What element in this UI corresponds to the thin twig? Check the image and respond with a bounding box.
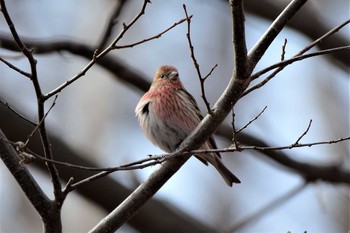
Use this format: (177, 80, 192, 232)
(232, 106, 267, 150)
(231, 109, 240, 149)
(236, 106, 267, 134)
(281, 38, 287, 61)
(0, 56, 31, 78)
(201, 136, 350, 154)
(243, 45, 350, 96)
(18, 134, 350, 172)
(24, 95, 58, 147)
(113, 16, 191, 49)
(21, 146, 164, 172)
(298, 19, 350, 55)
(251, 46, 350, 82)
(0, 99, 36, 125)
(203, 64, 218, 81)
(292, 119, 312, 146)
(183, 4, 212, 114)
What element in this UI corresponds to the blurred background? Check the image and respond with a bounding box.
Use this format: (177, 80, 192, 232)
(0, 0, 349, 232)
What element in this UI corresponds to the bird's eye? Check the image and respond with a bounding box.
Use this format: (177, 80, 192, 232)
(159, 74, 165, 79)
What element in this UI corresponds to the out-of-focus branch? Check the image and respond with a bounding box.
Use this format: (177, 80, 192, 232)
(227, 182, 308, 232)
(97, 0, 128, 50)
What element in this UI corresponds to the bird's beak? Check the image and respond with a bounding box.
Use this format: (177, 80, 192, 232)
(168, 71, 178, 80)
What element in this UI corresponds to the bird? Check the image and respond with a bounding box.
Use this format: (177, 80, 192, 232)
(135, 65, 240, 186)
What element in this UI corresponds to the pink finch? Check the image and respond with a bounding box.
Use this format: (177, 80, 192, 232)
(135, 65, 240, 186)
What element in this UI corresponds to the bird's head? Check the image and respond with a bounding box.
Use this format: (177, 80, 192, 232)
(150, 65, 184, 90)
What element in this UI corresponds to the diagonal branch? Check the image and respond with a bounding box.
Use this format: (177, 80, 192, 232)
(248, 0, 307, 70)
(0, 56, 31, 78)
(0, 35, 151, 93)
(44, 0, 151, 100)
(243, 45, 350, 96)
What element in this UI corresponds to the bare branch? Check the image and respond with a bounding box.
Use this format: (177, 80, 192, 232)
(231, 0, 249, 80)
(243, 45, 350, 96)
(0, 36, 151, 93)
(203, 64, 218, 81)
(242, 19, 350, 96)
(248, 0, 307, 70)
(183, 4, 212, 114)
(0, 129, 61, 232)
(236, 106, 267, 134)
(113, 16, 191, 49)
(44, 0, 151, 100)
(43, 1, 190, 100)
(0, 56, 31, 78)
(188, 136, 350, 154)
(0, 0, 63, 204)
(281, 38, 287, 61)
(89, 154, 191, 232)
(292, 119, 312, 146)
(0, 99, 36, 125)
(24, 95, 58, 147)
(297, 19, 350, 55)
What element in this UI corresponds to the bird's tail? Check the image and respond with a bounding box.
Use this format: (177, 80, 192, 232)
(199, 152, 241, 186)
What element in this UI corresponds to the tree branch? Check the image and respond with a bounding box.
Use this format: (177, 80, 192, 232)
(248, 0, 307, 69)
(217, 126, 350, 185)
(0, 129, 62, 232)
(183, 4, 213, 114)
(0, 34, 151, 93)
(0, 0, 63, 209)
(243, 45, 350, 96)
